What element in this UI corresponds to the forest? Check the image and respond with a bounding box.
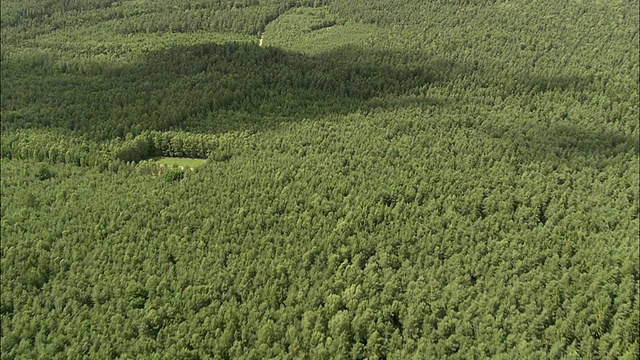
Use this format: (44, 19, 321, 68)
(1, 0, 639, 359)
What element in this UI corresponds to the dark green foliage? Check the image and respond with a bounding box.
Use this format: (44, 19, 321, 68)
(115, 136, 152, 163)
(126, 282, 149, 309)
(1, 0, 638, 359)
(1, 41, 437, 138)
(163, 169, 184, 183)
(35, 165, 54, 180)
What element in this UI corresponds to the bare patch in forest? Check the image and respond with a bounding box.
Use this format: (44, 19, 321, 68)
(152, 157, 207, 170)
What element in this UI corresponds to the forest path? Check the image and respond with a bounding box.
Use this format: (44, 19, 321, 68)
(259, 32, 264, 47)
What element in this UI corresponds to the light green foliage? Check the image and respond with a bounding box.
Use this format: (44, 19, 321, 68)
(1, 0, 638, 359)
(262, 7, 377, 54)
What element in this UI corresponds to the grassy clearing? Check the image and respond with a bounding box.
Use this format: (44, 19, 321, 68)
(152, 157, 207, 170)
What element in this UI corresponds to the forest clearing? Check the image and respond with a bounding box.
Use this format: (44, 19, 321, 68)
(152, 157, 207, 170)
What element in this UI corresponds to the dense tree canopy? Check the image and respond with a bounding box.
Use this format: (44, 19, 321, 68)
(1, 0, 638, 359)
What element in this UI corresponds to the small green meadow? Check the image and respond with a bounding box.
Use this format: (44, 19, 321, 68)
(152, 157, 207, 170)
